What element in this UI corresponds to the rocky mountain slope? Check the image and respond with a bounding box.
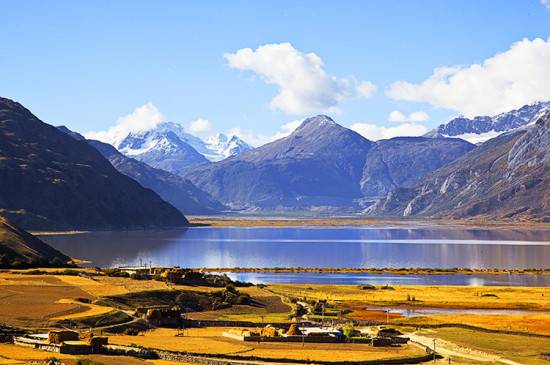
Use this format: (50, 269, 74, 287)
(0, 97, 188, 230)
(0, 216, 70, 267)
(426, 101, 550, 143)
(372, 111, 550, 221)
(186, 115, 373, 211)
(57, 126, 224, 214)
(360, 137, 474, 197)
(86, 139, 225, 214)
(185, 115, 473, 212)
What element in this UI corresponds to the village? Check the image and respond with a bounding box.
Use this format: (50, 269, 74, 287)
(0, 266, 549, 365)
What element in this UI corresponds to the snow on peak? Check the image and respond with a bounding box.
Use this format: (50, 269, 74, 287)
(115, 121, 252, 162)
(203, 133, 253, 161)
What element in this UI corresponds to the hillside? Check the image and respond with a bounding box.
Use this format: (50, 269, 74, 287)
(371, 111, 550, 221)
(0, 216, 70, 267)
(185, 115, 373, 211)
(86, 139, 225, 214)
(0, 97, 188, 230)
(185, 115, 473, 212)
(360, 137, 474, 197)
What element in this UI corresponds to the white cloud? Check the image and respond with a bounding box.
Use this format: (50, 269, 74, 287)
(388, 110, 429, 122)
(224, 42, 375, 115)
(350, 122, 427, 141)
(387, 37, 550, 117)
(228, 119, 303, 147)
(542, 0, 550, 9)
(85, 102, 164, 147)
(357, 81, 377, 98)
(188, 118, 212, 133)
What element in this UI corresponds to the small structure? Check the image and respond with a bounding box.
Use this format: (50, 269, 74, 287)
(145, 307, 182, 327)
(376, 327, 410, 345)
(117, 266, 151, 279)
(299, 326, 342, 339)
(14, 330, 108, 355)
(48, 330, 79, 344)
(223, 325, 343, 343)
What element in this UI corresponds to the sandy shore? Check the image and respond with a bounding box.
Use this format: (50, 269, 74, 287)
(188, 215, 550, 229)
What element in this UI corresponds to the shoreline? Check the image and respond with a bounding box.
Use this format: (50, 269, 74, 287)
(30, 230, 88, 235)
(27, 216, 550, 234)
(202, 267, 550, 275)
(188, 215, 550, 229)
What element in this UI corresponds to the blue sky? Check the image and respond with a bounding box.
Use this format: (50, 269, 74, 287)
(2, 1, 550, 145)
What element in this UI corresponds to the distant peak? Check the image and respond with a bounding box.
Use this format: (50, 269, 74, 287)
(296, 114, 338, 131)
(303, 114, 335, 124)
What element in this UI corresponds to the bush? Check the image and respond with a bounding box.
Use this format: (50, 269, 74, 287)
(358, 284, 376, 290)
(121, 328, 140, 336)
(342, 322, 356, 338)
(76, 359, 106, 365)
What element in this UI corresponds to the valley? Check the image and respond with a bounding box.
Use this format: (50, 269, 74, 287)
(0, 269, 549, 365)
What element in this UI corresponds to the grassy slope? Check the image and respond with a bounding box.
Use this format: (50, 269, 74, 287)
(0, 216, 70, 266)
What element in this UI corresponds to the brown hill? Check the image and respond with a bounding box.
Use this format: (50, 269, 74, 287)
(0, 216, 70, 267)
(0, 97, 188, 230)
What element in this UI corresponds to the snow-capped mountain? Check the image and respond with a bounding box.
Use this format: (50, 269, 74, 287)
(426, 101, 550, 143)
(204, 133, 253, 161)
(115, 122, 252, 175)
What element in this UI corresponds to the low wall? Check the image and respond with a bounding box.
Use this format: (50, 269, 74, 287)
(182, 319, 289, 329)
(156, 350, 440, 365)
(222, 332, 341, 343)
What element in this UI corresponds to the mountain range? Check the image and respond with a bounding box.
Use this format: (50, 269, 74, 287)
(425, 101, 550, 144)
(0, 97, 188, 230)
(185, 115, 475, 212)
(1, 95, 548, 225)
(57, 127, 225, 215)
(371, 110, 550, 222)
(115, 122, 252, 175)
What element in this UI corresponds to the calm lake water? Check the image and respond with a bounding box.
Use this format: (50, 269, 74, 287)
(40, 226, 550, 286)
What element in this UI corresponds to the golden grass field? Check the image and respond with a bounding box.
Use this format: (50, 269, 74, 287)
(0, 274, 94, 327)
(269, 283, 550, 310)
(110, 327, 425, 362)
(420, 327, 550, 365)
(1, 270, 549, 364)
(269, 283, 550, 335)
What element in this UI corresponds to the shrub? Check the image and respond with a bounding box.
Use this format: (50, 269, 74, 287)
(358, 284, 376, 290)
(76, 359, 106, 365)
(342, 322, 356, 338)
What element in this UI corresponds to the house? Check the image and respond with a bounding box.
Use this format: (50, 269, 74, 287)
(13, 331, 108, 355)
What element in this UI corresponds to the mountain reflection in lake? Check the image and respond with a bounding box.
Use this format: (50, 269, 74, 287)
(41, 226, 550, 274)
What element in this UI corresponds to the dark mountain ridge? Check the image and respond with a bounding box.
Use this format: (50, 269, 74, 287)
(0, 97, 188, 230)
(0, 216, 70, 267)
(86, 139, 225, 215)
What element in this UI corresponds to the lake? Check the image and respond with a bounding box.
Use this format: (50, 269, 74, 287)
(40, 226, 550, 285)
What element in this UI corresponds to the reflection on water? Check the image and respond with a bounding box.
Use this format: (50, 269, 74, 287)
(40, 226, 550, 275)
(224, 272, 550, 286)
(361, 306, 550, 317)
